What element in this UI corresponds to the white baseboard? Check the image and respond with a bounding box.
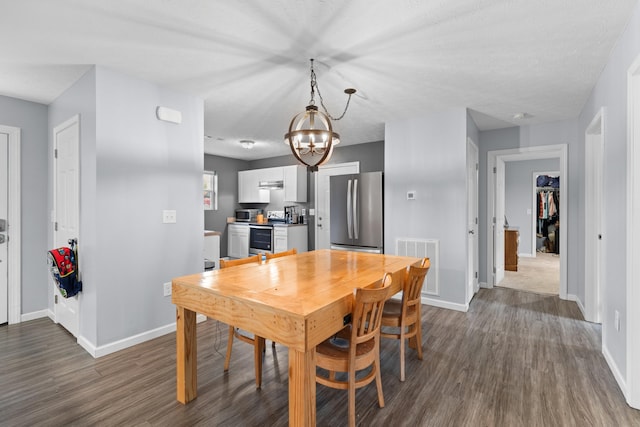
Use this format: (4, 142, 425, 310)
(519, 253, 535, 258)
(421, 296, 468, 312)
(566, 293, 587, 319)
(603, 343, 627, 400)
(79, 313, 208, 358)
(480, 281, 490, 289)
(21, 309, 49, 322)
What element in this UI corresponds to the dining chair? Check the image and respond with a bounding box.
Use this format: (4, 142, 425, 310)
(264, 248, 297, 260)
(219, 254, 266, 388)
(380, 257, 430, 381)
(315, 273, 393, 427)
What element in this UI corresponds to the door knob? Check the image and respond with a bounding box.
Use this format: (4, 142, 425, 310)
(468, 230, 475, 235)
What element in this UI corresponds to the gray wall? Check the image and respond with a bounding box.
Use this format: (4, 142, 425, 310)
(49, 66, 203, 348)
(204, 154, 249, 257)
(577, 0, 640, 381)
(505, 159, 559, 256)
(48, 67, 98, 341)
(385, 109, 468, 306)
(0, 95, 49, 315)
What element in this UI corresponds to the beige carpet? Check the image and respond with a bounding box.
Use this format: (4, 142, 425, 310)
(497, 252, 560, 295)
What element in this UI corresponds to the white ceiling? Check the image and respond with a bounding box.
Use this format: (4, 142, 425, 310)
(0, 0, 637, 161)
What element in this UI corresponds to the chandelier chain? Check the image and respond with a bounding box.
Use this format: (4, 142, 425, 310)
(309, 58, 352, 121)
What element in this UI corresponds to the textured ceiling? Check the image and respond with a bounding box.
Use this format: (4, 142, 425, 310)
(0, 0, 637, 160)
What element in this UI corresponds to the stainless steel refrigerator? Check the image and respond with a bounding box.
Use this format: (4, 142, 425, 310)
(330, 171, 383, 253)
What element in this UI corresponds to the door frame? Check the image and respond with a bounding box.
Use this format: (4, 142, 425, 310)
(314, 161, 360, 250)
(585, 108, 605, 324)
(626, 54, 640, 409)
(0, 125, 21, 324)
(466, 137, 479, 303)
(487, 144, 568, 299)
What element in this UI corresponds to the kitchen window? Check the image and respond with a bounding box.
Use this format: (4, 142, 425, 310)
(204, 171, 217, 210)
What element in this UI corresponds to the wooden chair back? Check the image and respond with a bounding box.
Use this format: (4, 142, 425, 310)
(219, 254, 261, 269)
(351, 273, 393, 346)
(402, 258, 431, 317)
(265, 248, 297, 260)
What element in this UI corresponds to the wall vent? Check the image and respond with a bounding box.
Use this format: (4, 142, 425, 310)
(396, 238, 439, 296)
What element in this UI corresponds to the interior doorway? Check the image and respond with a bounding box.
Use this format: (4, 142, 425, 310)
(52, 115, 80, 337)
(0, 124, 21, 325)
(487, 145, 568, 299)
(314, 162, 359, 250)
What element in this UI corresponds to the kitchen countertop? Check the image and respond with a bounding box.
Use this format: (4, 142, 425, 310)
(227, 222, 307, 227)
(204, 230, 221, 236)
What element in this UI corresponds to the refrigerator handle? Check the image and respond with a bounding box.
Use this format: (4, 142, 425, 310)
(353, 178, 359, 239)
(347, 179, 353, 239)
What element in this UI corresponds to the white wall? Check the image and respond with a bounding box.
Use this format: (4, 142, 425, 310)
(385, 108, 468, 306)
(578, 0, 640, 388)
(49, 66, 204, 351)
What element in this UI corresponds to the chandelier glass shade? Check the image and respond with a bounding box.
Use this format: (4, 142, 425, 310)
(285, 59, 355, 171)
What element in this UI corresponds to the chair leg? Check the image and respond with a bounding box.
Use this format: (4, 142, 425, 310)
(375, 353, 385, 408)
(415, 308, 423, 360)
(224, 325, 234, 371)
(400, 328, 406, 382)
(348, 369, 356, 427)
(254, 336, 265, 389)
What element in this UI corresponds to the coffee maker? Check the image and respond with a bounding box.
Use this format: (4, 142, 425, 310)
(284, 205, 296, 224)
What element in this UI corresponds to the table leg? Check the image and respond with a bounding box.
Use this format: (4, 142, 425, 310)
(289, 347, 316, 426)
(176, 306, 197, 404)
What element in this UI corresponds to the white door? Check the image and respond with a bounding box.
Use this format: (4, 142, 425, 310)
(315, 162, 359, 250)
(466, 138, 479, 302)
(494, 159, 506, 285)
(0, 133, 8, 324)
(585, 110, 604, 323)
(53, 116, 80, 337)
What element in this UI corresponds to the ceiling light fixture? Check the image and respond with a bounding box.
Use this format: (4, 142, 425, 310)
(240, 139, 255, 149)
(285, 59, 356, 171)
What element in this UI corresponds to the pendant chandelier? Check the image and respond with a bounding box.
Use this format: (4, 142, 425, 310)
(284, 59, 356, 171)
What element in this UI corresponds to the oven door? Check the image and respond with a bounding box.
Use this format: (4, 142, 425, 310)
(249, 225, 273, 254)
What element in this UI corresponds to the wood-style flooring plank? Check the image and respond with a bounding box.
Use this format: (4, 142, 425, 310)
(1, 288, 639, 426)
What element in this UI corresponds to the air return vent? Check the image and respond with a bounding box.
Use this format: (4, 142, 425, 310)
(396, 238, 439, 296)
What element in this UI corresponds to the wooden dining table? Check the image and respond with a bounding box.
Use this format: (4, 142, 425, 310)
(172, 249, 420, 426)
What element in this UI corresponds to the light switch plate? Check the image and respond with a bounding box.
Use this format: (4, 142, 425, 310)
(163, 210, 177, 223)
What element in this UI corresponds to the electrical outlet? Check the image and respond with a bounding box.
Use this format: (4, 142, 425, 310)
(162, 210, 177, 223)
(163, 282, 172, 297)
(615, 310, 620, 331)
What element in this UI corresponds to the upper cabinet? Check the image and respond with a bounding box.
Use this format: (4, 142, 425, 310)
(238, 166, 307, 203)
(238, 169, 270, 203)
(283, 165, 307, 202)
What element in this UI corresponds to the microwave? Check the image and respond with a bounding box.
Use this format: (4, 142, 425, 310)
(235, 209, 260, 222)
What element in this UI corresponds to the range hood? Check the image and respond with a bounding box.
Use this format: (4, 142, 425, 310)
(258, 180, 284, 189)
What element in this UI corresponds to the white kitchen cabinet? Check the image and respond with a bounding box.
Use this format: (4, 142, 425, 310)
(273, 225, 308, 254)
(283, 165, 307, 202)
(238, 170, 269, 203)
(228, 223, 249, 259)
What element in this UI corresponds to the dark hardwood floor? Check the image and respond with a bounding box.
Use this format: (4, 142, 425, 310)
(2, 288, 639, 426)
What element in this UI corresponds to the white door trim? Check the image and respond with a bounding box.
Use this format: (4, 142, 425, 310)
(625, 54, 640, 409)
(314, 161, 360, 250)
(0, 125, 21, 324)
(466, 137, 479, 302)
(487, 144, 568, 299)
(585, 108, 605, 324)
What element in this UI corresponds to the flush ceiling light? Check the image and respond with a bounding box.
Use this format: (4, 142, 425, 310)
(284, 59, 356, 171)
(240, 139, 255, 149)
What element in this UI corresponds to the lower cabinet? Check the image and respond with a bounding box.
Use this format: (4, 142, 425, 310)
(228, 224, 249, 259)
(273, 225, 308, 254)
